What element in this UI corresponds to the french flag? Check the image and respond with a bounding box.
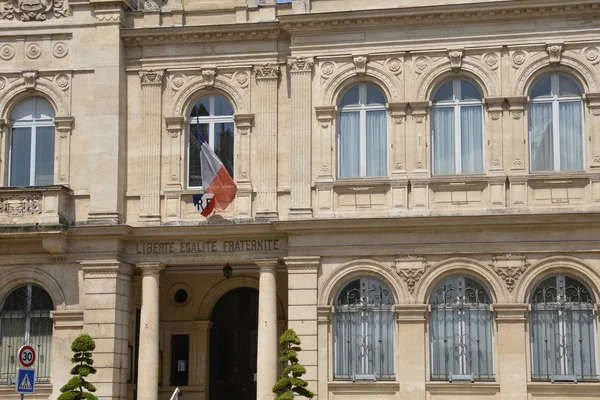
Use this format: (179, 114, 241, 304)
(196, 133, 237, 214)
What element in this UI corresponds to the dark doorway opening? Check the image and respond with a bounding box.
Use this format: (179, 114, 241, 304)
(209, 287, 258, 400)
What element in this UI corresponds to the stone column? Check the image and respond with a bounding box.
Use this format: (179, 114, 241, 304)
(396, 305, 428, 400)
(88, 4, 126, 224)
(53, 116, 74, 186)
(139, 70, 164, 223)
(285, 257, 320, 396)
(253, 64, 280, 220)
(316, 305, 332, 400)
(288, 57, 314, 219)
(233, 113, 255, 218)
(494, 304, 529, 400)
(314, 106, 337, 218)
(137, 262, 165, 400)
(255, 259, 279, 400)
(81, 261, 133, 400)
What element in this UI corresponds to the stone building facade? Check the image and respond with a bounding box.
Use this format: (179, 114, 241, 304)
(1, 0, 600, 399)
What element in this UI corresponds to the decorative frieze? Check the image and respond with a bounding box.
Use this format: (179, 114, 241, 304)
(0, 0, 69, 21)
(490, 254, 529, 293)
(254, 63, 280, 80)
(139, 69, 164, 86)
(396, 256, 429, 294)
(288, 56, 314, 73)
(0, 193, 41, 216)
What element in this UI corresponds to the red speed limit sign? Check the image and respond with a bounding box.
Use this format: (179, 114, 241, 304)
(18, 345, 36, 368)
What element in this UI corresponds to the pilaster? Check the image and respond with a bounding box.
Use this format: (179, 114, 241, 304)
(506, 96, 528, 172)
(53, 116, 74, 186)
(586, 93, 600, 170)
(234, 113, 255, 219)
(408, 101, 430, 210)
(389, 102, 409, 214)
(81, 260, 134, 400)
(314, 105, 337, 218)
(284, 256, 320, 395)
(139, 70, 164, 224)
(395, 305, 428, 400)
(192, 320, 212, 393)
(493, 304, 529, 400)
(316, 305, 333, 400)
(288, 57, 315, 219)
(254, 64, 280, 220)
(163, 116, 184, 223)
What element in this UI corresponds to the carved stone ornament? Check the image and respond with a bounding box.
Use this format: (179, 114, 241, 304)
(594, 156, 600, 164)
(139, 70, 164, 86)
(490, 112, 501, 120)
(26, 43, 42, 59)
(0, 0, 69, 21)
(53, 42, 68, 58)
(415, 57, 428, 71)
(415, 161, 425, 170)
(414, 115, 425, 124)
(490, 254, 529, 292)
(171, 74, 185, 90)
(396, 256, 429, 294)
(0, 77, 6, 91)
(392, 116, 403, 124)
(512, 51, 527, 67)
(584, 47, 599, 62)
(234, 71, 249, 88)
(289, 56, 314, 73)
(448, 50, 464, 72)
(254, 63, 280, 80)
(201, 69, 216, 89)
(0, 193, 42, 216)
(54, 74, 69, 90)
(483, 53, 498, 68)
(592, 109, 600, 116)
(492, 159, 501, 168)
(0, 44, 14, 60)
(353, 55, 368, 76)
(546, 44, 563, 66)
(387, 58, 402, 73)
(511, 111, 522, 120)
(23, 70, 38, 90)
(321, 61, 335, 78)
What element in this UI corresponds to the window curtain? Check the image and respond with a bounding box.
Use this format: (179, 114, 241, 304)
(334, 309, 359, 379)
(530, 309, 559, 379)
(432, 108, 455, 174)
(466, 306, 494, 377)
(431, 308, 459, 378)
(564, 308, 596, 378)
(366, 110, 387, 177)
(460, 106, 483, 174)
(35, 127, 55, 186)
(529, 103, 553, 171)
(367, 308, 394, 379)
(339, 112, 360, 178)
(10, 128, 32, 186)
(559, 102, 583, 171)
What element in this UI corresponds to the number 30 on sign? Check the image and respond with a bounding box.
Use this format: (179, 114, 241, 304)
(18, 345, 36, 368)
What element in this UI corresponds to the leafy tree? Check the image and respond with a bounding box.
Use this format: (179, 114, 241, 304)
(272, 329, 314, 400)
(58, 334, 98, 400)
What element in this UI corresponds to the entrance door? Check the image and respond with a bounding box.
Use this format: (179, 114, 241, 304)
(209, 287, 258, 400)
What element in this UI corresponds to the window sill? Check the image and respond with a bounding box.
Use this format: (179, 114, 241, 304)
(328, 380, 399, 392)
(527, 381, 600, 396)
(332, 177, 392, 189)
(426, 381, 500, 395)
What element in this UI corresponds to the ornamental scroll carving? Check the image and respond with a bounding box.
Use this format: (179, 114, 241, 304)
(396, 256, 429, 294)
(490, 254, 529, 292)
(546, 44, 563, 66)
(0, 194, 42, 216)
(254, 64, 280, 80)
(0, 0, 69, 21)
(353, 55, 368, 76)
(448, 50, 464, 72)
(139, 70, 164, 86)
(289, 56, 314, 73)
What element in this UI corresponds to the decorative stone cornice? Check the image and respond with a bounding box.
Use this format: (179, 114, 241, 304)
(137, 261, 165, 275)
(315, 105, 337, 128)
(448, 49, 464, 72)
(586, 92, 600, 116)
(254, 63, 280, 80)
(254, 258, 280, 270)
(394, 304, 428, 323)
(546, 43, 563, 66)
(484, 97, 505, 120)
(493, 303, 529, 322)
(82, 260, 135, 278)
(165, 116, 184, 138)
(139, 69, 164, 86)
(490, 253, 529, 293)
(395, 256, 429, 294)
(317, 305, 333, 323)
(389, 102, 408, 124)
(54, 116, 74, 132)
(283, 256, 320, 273)
(51, 310, 84, 330)
(288, 56, 314, 73)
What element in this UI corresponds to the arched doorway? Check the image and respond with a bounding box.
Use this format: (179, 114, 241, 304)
(209, 287, 258, 400)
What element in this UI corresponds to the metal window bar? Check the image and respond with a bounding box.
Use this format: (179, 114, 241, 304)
(430, 277, 494, 382)
(531, 276, 598, 382)
(334, 278, 394, 381)
(0, 284, 53, 385)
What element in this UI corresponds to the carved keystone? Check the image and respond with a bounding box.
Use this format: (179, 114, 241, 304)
(490, 254, 529, 293)
(448, 49, 464, 72)
(396, 256, 429, 294)
(546, 43, 563, 66)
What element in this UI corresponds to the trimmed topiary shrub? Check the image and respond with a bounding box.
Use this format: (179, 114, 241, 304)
(272, 329, 314, 400)
(57, 333, 98, 400)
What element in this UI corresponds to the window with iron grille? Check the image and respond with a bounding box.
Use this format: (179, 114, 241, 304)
(530, 275, 598, 382)
(0, 284, 53, 384)
(430, 276, 494, 382)
(334, 277, 394, 381)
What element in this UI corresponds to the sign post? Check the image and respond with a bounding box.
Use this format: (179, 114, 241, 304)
(16, 345, 36, 399)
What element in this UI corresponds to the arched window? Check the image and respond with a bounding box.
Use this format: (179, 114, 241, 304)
(430, 276, 494, 381)
(338, 83, 387, 178)
(8, 97, 55, 186)
(334, 277, 394, 381)
(0, 284, 53, 384)
(188, 95, 234, 188)
(431, 79, 484, 175)
(530, 275, 597, 382)
(529, 73, 584, 172)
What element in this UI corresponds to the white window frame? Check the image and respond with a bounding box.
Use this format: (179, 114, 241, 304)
(529, 73, 585, 172)
(431, 79, 485, 175)
(8, 98, 55, 186)
(187, 95, 234, 189)
(337, 83, 388, 178)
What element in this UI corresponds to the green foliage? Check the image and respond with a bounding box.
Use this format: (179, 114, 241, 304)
(58, 334, 99, 400)
(272, 329, 314, 400)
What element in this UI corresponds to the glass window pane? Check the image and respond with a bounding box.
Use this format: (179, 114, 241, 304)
(188, 124, 208, 187)
(10, 127, 32, 186)
(559, 75, 582, 97)
(191, 98, 210, 117)
(460, 106, 483, 173)
(339, 86, 359, 107)
(433, 81, 454, 103)
(531, 75, 552, 98)
(365, 110, 387, 176)
(432, 107, 455, 174)
(367, 85, 386, 105)
(339, 112, 360, 178)
(214, 122, 234, 178)
(559, 102, 583, 171)
(529, 103, 553, 171)
(460, 80, 482, 100)
(11, 98, 35, 121)
(35, 127, 55, 186)
(214, 96, 234, 116)
(33, 97, 55, 120)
